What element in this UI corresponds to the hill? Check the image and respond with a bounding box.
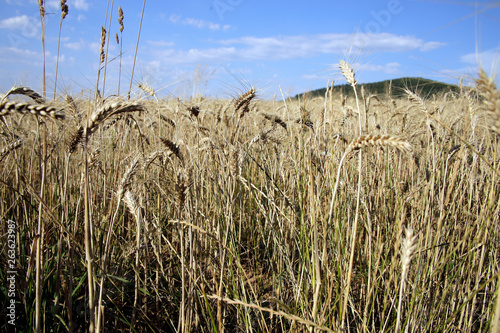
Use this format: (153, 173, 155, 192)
(294, 77, 461, 99)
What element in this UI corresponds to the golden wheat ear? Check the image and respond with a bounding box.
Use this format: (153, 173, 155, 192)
(0, 100, 65, 119)
(339, 60, 357, 86)
(116, 155, 141, 202)
(87, 100, 147, 134)
(3, 86, 45, 103)
(175, 168, 190, 211)
(160, 138, 184, 163)
(261, 113, 287, 130)
(234, 87, 256, 117)
(137, 83, 157, 100)
(0, 139, 23, 163)
(347, 134, 412, 154)
(475, 68, 500, 136)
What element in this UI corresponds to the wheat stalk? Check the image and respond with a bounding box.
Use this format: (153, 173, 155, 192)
(122, 189, 143, 329)
(127, 0, 146, 100)
(54, 0, 68, 99)
(405, 88, 500, 177)
(327, 133, 412, 329)
(206, 295, 336, 332)
(35, 5, 46, 327)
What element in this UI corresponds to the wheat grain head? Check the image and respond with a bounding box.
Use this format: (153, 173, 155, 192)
(0, 101, 65, 119)
(475, 68, 500, 136)
(347, 134, 412, 154)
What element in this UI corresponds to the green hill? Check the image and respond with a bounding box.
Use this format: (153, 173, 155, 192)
(295, 77, 461, 99)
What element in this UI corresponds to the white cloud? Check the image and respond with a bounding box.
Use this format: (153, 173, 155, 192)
(73, 0, 90, 11)
(183, 18, 226, 31)
(64, 40, 86, 50)
(149, 33, 443, 70)
(458, 49, 500, 80)
(169, 14, 181, 24)
(147, 40, 175, 47)
(216, 33, 444, 60)
(419, 41, 446, 52)
(0, 46, 39, 62)
(149, 33, 443, 65)
(0, 46, 60, 65)
(358, 62, 402, 75)
(461, 49, 500, 69)
(0, 15, 36, 30)
(347, 33, 445, 53)
(5, 0, 37, 5)
(168, 14, 230, 31)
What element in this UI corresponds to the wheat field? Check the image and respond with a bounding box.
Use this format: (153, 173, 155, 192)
(1, 3, 500, 333)
(1, 72, 499, 332)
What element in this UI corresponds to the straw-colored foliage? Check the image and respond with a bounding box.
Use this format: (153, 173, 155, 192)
(1, 5, 499, 330)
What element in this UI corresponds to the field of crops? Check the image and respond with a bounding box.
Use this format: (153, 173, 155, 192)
(1, 1, 500, 332)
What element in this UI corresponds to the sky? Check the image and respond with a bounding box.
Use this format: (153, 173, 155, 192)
(0, 0, 499, 99)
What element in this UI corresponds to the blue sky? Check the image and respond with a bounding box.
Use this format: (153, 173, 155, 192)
(0, 0, 499, 99)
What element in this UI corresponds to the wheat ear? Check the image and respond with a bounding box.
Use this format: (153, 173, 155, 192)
(475, 68, 500, 136)
(0, 139, 23, 163)
(175, 168, 190, 211)
(116, 155, 141, 202)
(0, 101, 65, 119)
(3, 86, 45, 103)
(339, 59, 357, 86)
(262, 113, 287, 130)
(405, 88, 500, 178)
(347, 134, 412, 154)
(138, 83, 158, 101)
(67, 101, 146, 153)
(160, 138, 184, 163)
(123, 188, 143, 329)
(396, 226, 418, 332)
(234, 87, 256, 117)
(117, 5, 124, 95)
